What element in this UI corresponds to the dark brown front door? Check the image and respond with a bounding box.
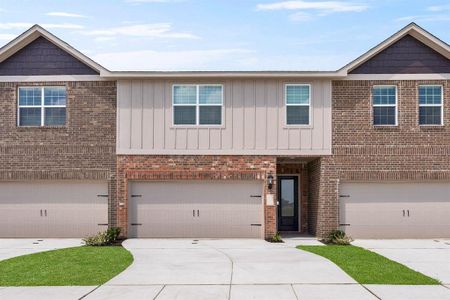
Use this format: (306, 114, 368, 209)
(277, 176, 299, 231)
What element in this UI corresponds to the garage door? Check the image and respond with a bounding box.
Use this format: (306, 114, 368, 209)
(129, 180, 264, 238)
(0, 181, 108, 238)
(340, 182, 450, 238)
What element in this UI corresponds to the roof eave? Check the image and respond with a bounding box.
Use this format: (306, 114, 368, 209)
(99, 70, 346, 79)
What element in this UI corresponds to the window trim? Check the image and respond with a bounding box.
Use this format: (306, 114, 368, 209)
(372, 84, 398, 127)
(17, 86, 67, 127)
(284, 83, 312, 127)
(172, 84, 224, 127)
(418, 84, 444, 126)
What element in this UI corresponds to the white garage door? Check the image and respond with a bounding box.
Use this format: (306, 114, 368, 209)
(129, 180, 264, 238)
(0, 181, 108, 238)
(340, 182, 450, 238)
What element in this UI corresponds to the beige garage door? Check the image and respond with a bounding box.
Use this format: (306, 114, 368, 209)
(0, 181, 108, 238)
(129, 180, 264, 238)
(340, 182, 450, 239)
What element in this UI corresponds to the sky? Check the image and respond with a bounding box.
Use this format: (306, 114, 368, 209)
(0, 0, 449, 71)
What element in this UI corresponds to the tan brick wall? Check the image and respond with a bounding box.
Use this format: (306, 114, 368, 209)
(0, 81, 117, 224)
(116, 155, 277, 238)
(311, 80, 450, 237)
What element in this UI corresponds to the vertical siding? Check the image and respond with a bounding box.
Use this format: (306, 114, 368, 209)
(117, 78, 332, 155)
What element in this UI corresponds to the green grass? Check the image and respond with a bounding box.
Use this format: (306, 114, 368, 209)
(298, 245, 439, 285)
(0, 246, 133, 286)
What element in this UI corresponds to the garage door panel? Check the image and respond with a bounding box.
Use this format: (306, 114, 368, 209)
(0, 181, 108, 238)
(129, 180, 264, 238)
(340, 183, 450, 239)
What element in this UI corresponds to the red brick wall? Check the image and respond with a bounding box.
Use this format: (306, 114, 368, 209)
(0, 81, 117, 224)
(117, 155, 277, 238)
(311, 80, 450, 237)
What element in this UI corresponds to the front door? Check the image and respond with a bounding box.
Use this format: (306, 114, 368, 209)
(277, 176, 299, 231)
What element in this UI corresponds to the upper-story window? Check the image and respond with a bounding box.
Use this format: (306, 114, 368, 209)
(173, 84, 223, 126)
(18, 86, 66, 127)
(285, 84, 311, 125)
(372, 85, 397, 126)
(419, 85, 443, 126)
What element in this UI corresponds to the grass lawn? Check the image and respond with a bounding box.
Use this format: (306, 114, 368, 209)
(298, 245, 439, 285)
(0, 246, 133, 286)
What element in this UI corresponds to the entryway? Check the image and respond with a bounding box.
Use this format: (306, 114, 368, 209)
(277, 176, 299, 231)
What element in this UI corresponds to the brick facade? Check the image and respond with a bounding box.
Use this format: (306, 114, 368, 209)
(0, 81, 117, 224)
(116, 155, 278, 238)
(310, 80, 450, 237)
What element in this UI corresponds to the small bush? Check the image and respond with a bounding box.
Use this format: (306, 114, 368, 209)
(83, 227, 121, 246)
(270, 232, 284, 243)
(83, 231, 109, 246)
(106, 227, 121, 243)
(323, 229, 353, 245)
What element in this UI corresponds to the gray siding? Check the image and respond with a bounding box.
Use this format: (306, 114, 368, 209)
(117, 78, 332, 155)
(0, 37, 98, 75)
(350, 35, 450, 74)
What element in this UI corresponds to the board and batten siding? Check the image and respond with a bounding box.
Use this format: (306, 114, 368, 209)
(117, 79, 332, 155)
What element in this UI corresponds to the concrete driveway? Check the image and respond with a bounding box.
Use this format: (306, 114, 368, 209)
(354, 239, 450, 285)
(83, 238, 378, 300)
(0, 239, 84, 261)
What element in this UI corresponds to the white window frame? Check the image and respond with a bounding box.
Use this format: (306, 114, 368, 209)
(418, 85, 444, 126)
(285, 83, 311, 126)
(372, 85, 398, 126)
(172, 84, 223, 126)
(17, 86, 67, 127)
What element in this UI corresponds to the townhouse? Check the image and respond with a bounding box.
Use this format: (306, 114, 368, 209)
(0, 23, 448, 239)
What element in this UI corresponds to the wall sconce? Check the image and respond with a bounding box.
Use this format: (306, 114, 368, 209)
(267, 173, 274, 191)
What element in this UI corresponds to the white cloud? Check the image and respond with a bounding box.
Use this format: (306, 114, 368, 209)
(81, 23, 199, 39)
(46, 12, 88, 18)
(0, 33, 17, 40)
(93, 48, 255, 71)
(257, 1, 368, 13)
(396, 15, 450, 22)
(125, 0, 184, 3)
(289, 11, 314, 21)
(427, 4, 450, 12)
(0, 22, 84, 30)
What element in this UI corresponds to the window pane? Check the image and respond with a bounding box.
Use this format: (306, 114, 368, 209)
(286, 85, 310, 104)
(199, 106, 221, 125)
(44, 87, 66, 105)
(419, 86, 442, 105)
(44, 107, 66, 126)
(419, 106, 441, 125)
(18, 87, 41, 106)
(373, 106, 396, 125)
(199, 86, 222, 104)
(19, 107, 41, 126)
(173, 86, 196, 104)
(174, 106, 196, 125)
(373, 87, 396, 105)
(287, 106, 309, 125)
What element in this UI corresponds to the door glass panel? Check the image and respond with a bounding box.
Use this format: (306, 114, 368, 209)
(281, 179, 294, 217)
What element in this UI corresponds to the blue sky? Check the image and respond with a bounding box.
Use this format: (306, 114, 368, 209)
(0, 0, 449, 71)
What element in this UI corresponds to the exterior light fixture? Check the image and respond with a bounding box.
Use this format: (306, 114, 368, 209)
(267, 173, 274, 190)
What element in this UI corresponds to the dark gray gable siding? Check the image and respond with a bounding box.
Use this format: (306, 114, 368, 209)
(0, 36, 99, 75)
(350, 34, 450, 74)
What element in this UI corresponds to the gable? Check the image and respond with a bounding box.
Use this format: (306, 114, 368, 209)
(0, 36, 99, 76)
(350, 34, 450, 74)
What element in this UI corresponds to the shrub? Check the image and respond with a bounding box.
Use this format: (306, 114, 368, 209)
(323, 229, 353, 245)
(83, 231, 109, 246)
(83, 227, 121, 246)
(106, 227, 121, 243)
(270, 232, 284, 243)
